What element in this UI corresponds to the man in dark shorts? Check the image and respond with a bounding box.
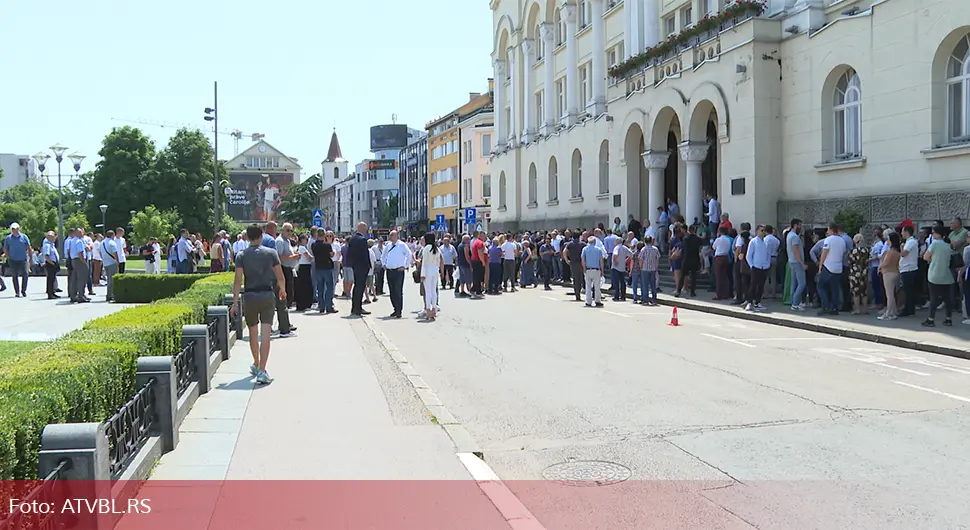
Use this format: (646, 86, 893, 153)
(232, 224, 287, 385)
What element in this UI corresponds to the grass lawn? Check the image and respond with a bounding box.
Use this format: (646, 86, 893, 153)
(0, 341, 45, 363)
(122, 260, 168, 272)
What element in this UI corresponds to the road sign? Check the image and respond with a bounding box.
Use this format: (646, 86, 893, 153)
(436, 214, 445, 226)
(436, 224, 446, 233)
(464, 208, 477, 227)
(476, 223, 483, 232)
(312, 209, 323, 218)
(312, 218, 323, 228)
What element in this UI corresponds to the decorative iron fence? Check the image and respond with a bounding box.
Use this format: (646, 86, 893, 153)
(207, 319, 218, 357)
(173, 341, 197, 399)
(0, 459, 71, 530)
(105, 378, 156, 479)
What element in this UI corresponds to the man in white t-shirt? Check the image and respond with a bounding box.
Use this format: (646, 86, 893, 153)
(898, 224, 920, 317)
(817, 222, 847, 315)
(712, 226, 733, 300)
(551, 230, 564, 282)
(115, 227, 128, 274)
(500, 235, 518, 292)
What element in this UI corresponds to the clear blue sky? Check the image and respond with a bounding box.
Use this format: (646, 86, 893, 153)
(0, 0, 493, 178)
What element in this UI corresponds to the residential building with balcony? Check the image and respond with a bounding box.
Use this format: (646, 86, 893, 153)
(489, 0, 970, 233)
(399, 133, 429, 234)
(459, 104, 495, 233)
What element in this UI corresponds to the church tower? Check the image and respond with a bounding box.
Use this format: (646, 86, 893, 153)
(321, 129, 349, 191)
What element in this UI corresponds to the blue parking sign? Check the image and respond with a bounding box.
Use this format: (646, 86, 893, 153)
(464, 208, 476, 226)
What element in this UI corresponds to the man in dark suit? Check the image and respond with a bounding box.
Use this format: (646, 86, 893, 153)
(347, 221, 373, 315)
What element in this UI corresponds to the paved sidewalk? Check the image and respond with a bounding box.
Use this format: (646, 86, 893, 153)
(142, 308, 514, 528)
(0, 276, 129, 340)
(651, 292, 970, 359)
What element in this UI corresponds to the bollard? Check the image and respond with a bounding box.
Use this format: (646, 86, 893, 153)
(207, 305, 231, 360)
(181, 324, 210, 394)
(136, 356, 178, 452)
(39, 423, 113, 530)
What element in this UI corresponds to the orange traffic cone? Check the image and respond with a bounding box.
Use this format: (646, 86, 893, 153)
(669, 307, 680, 327)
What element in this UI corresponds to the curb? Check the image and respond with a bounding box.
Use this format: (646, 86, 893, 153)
(651, 295, 970, 360)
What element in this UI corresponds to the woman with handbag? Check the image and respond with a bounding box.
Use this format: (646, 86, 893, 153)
(419, 233, 443, 321)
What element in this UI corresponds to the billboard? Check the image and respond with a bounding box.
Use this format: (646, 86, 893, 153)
(366, 159, 397, 171)
(226, 172, 294, 222)
(370, 125, 409, 151)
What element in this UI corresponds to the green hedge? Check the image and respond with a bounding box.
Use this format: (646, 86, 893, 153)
(112, 273, 210, 303)
(0, 272, 234, 479)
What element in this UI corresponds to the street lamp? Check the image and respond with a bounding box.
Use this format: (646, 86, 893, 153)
(204, 81, 219, 234)
(99, 204, 108, 233)
(33, 144, 80, 257)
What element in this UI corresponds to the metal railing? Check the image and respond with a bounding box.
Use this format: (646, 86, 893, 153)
(0, 460, 71, 530)
(104, 378, 156, 479)
(207, 319, 218, 357)
(173, 341, 197, 399)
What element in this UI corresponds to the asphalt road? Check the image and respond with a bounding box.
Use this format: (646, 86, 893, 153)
(364, 280, 970, 530)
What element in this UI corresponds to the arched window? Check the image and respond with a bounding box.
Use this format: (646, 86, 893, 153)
(333, 167, 339, 180)
(548, 157, 559, 201)
(535, 24, 544, 59)
(598, 141, 609, 194)
(571, 149, 583, 198)
(555, 8, 565, 46)
(947, 33, 970, 143)
(528, 164, 538, 204)
(833, 69, 862, 158)
(499, 172, 507, 208)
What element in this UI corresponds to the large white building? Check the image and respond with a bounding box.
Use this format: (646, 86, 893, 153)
(0, 154, 37, 191)
(489, 0, 970, 233)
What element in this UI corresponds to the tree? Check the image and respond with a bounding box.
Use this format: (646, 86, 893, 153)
(64, 211, 94, 233)
(0, 183, 57, 245)
(834, 207, 865, 236)
(147, 128, 221, 233)
(276, 173, 322, 226)
(380, 195, 399, 228)
(130, 206, 182, 246)
(63, 171, 95, 218)
(87, 127, 156, 230)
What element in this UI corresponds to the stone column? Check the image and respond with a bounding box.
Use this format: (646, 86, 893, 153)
(540, 23, 556, 135)
(507, 45, 519, 146)
(678, 141, 709, 226)
(563, 2, 580, 125)
(625, 0, 641, 56)
(642, 150, 669, 223)
(643, 0, 660, 48)
(590, 0, 607, 116)
(493, 58, 507, 149)
(521, 38, 536, 143)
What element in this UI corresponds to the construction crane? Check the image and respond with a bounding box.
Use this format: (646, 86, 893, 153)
(109, 117, 264, 156)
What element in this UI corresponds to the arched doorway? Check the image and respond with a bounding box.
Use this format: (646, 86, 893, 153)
(623, 123, 646, 222)
(665, 130, 679, 210)
(701, 118, 718, 199)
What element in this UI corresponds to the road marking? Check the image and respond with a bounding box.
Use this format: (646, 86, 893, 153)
(603, 310, 631, 318)
(894, 381, 970, 403)
(873, 363, 931, 376)
(456, 453, 549, 530)
(701, 333, 756, 348)
(744, 337, 842, 341)
(457, 452, 500, 481)
(540, 296, 560, 301)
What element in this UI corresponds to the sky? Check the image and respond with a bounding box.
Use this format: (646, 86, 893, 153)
(0, 0, 494, 178)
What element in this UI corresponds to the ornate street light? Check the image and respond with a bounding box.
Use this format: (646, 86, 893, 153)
(33, 144, 81, 257)
(99, 204, 108, 232)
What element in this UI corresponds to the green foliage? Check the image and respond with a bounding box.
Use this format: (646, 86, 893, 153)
(0, 341, 47, 364)
(111, 273, 208, 303)
(834, 207, 866, 236)
(64, 210, 93, 234)
(63, 171, 94, 219)
(0, 182, 57, 244)
(276, 173, 322, 226)
(147, 129, 223, 232)
(87, 126, 157, 231)
(130, 205, 182, 246)
(0, 273, 234, 479)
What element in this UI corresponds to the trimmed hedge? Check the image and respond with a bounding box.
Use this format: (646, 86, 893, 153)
(0, 272, 234, 479)
(112, 273, 209, 304)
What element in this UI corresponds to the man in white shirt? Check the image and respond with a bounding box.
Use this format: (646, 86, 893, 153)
(786, 219, 808, 311)
(764, 225, 781, 299)
(381, 230, 413, 318)
(898, 225, 919, 317)
(81, 229, 95, 296)
(92, 234, 103, 286)
(705, 193, 720, 236)
(712, 226, 733, 300)
(611, 241, 633, 301)
(745, 225, 771, 311)
(550, 230, 563, 282)
(115, 227, 128, 274)
(500, 235, 518, 292)
(817, 222, 847, 315)
(656, 207, 670, 255)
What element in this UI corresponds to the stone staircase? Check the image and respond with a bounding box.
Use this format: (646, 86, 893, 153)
(657, 256, 713, 293)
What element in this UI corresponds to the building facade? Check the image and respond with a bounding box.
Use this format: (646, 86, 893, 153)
(489, 0, 970, 233)
(354, 153, 401, 228)
(399, 133, 429, 234)
(224, 140, 302, 223)
(427, 85, 495, 233)
(319, 130, 348, 230)
(334, 174, 356, 234)
(0, 154, 38, 191)
(458, 105, 495, 233)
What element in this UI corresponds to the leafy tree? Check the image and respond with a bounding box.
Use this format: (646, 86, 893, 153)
(64, 211, 94, 234)
(147, 128, 222, 233)
(834, 207, 865, 236)
(130, 205, 182, 246)
(87, 126, 156, 230)
(63, 171, 95, 218)
(0, 183, 57, 244)
(380, 195, 398, 228)
(276, 173, 322, 226)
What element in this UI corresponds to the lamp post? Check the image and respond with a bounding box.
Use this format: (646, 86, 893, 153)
(204, 81, 219, 235)
(99, 204, 108, 233)
(33, 144, 81, 257)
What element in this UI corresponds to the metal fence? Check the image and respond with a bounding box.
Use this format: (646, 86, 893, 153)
(173, 341, 197, 399)
(0, 460, 70, 530)
(207, 319, 218, 357)
(104, 378, 156, 479)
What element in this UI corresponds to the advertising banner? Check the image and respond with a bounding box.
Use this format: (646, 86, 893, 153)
(226, 172, 294, 222)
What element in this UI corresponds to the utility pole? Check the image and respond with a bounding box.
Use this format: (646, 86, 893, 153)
(204, 82, 219, 234)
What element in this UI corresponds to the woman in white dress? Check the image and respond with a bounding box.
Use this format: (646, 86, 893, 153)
(420, 232, 443, 321)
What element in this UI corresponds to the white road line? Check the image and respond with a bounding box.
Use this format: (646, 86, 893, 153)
(540, 296, 560, 301)
(894, 381, 970, 403)
(743, 337, 842, 341)
(457, 452, 501, 481)
(456, 453, 549, 530)
(873, 363, 931, 377)
(700, 333, 757, 348)
(603, 310, 631, 318)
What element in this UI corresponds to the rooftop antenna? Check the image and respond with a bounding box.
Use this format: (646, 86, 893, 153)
(391, 114, 398, 125)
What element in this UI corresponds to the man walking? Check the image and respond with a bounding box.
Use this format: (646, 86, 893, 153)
(581, 236, 605, 307)
(440, 235, 457, 290)
(2, 222, 32, 297)
(382, 230, 412, 318)
(42, 231, 60, 299)
(348, 221, 373, 316)
(746, 224, 770, 312)
(232, 224, 286, 385)
(264, 222, 296, 336)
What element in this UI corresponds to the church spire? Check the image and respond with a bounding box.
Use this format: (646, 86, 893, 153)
(324, 129, 344, 162)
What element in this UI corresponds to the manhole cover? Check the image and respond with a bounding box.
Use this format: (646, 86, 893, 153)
(541, 460, 632, 486)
